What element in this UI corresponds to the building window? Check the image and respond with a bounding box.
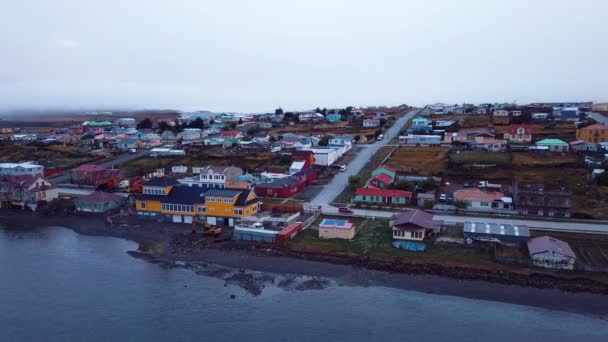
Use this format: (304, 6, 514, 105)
(480, 202, 489, 207)
(198, 205, 206, 213)
(234, 208, 243, 215)
(412, 231, 423, 239)
(140, 201, 146, 209)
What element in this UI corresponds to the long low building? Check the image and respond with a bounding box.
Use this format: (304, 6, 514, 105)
(463, 221, 530, 245)
(399, 135, 442, 145)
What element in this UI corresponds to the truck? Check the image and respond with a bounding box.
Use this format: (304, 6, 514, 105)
(478, 181, 501, 190)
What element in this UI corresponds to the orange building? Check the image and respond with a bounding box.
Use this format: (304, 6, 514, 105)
(135, 177, 260, 226)
(576, 123, 608, 143)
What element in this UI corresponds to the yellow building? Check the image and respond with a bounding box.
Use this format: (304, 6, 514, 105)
(135, 177, 260, 225)
(591, 103, 608, 112)
(576, 123, 608, 143)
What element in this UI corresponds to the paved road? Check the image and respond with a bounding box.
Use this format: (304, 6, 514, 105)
(50, 150, 151, 184)
(309, 109, 419, 207)
(587, 112, 608, 125)
(322, 206, 608, 234)
(434, 214, 608, 234)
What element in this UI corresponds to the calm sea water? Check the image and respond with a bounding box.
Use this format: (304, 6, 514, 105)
(1, 226, 608, 342)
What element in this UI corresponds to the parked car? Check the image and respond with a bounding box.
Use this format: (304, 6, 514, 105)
(338, 207, 353, 214)
(439, 193, 447, 202)
(463, 181, 470, 188)
(446, 197, 454, 205)
(339, 165, 347, 172)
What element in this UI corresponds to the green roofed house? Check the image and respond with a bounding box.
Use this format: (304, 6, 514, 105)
(535, 138, 569, 152)
(83, 121, 113, 134)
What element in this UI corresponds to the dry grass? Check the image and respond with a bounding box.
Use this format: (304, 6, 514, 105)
(386, 147, 449, 175)
(46, 145, 82, 153)
(512, 153, 580, 167)
(449, 151, 512, 165)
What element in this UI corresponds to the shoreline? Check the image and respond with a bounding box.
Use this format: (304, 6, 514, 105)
(3, 210, 608, 317)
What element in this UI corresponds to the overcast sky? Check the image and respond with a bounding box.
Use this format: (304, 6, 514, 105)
(1, 0, 607, 113)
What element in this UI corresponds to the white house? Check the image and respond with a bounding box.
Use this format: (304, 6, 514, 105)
(177, 128, 204, 141)
(363, 119, 380, 128)
(178, 166, 243, 188)
(453, 188, 513, 212)
(309, 148, 341, 166)
(0, 175, 58, 211)
(329, 136, 353, 152)
(10, 134, 37, 143)
(171, 165, 188, 174)
(0, 162, 44, 177)
(493, 109, 509, 117)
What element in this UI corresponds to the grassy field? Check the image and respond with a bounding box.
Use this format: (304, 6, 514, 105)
(449, 151, 512, 166)
(385, 147, 449, 175)
(288, 216, 495, 266)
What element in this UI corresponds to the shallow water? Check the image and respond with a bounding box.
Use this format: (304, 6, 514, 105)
(1, 226, 607, 342)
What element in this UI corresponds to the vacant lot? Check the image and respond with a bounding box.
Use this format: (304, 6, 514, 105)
(385, 147, 449, 175)
(122, 150, 284, 175)
(512, 153, 580, 167)
(0, 143, 102, 169)
(449, 151, 511, 166)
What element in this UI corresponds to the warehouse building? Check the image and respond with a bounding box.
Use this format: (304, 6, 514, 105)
(463, 221, 530, 246)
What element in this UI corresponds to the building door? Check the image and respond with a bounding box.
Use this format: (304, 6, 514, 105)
(207, 216, 217, 226)
(172, 215, 182, 223)
(184, 216, 193, 224)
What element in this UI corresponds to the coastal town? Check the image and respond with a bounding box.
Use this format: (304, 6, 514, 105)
(2, 102, 608, 291)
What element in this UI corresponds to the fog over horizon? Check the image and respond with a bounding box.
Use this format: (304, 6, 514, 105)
(1, 0, 607, 113)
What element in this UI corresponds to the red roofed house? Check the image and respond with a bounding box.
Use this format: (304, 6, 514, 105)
(453, 188, 513, 213)
(220, 130, 243, 139)
(503, 125, 533, 144)
(354, 188, 412, 206)
(366, 165, 396, 189)
(70, 164, 122, 186)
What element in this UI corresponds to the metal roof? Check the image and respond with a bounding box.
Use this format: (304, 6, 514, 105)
(464, 221, 530, 237)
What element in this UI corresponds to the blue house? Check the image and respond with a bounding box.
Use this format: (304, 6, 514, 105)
(326, 114, 342, 122)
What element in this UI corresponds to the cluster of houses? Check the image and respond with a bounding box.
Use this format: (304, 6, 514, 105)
(400, 102, 608, 154)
